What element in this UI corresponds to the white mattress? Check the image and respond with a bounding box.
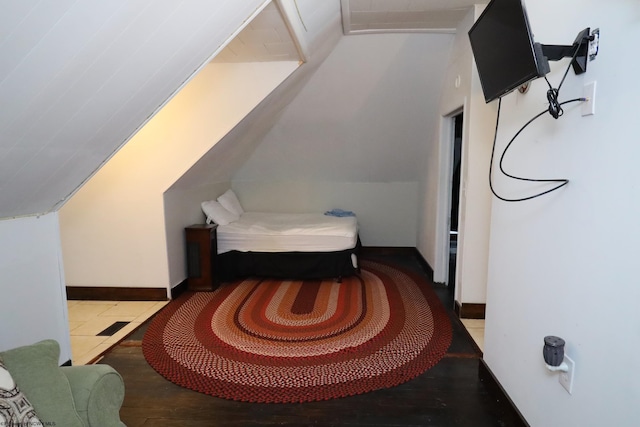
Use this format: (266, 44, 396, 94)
(216, 212, 358, 254)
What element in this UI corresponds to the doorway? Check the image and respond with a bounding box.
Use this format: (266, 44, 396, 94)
(449, 112, 463, 290)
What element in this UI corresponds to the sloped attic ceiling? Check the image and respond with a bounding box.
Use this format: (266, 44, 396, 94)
(168, 0, 344, 191)
(169, 0, 485, 192)
(0, 0, 268, 219)
(0, 0, 484, 220)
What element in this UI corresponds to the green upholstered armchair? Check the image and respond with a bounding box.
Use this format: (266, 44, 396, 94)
(0, 339, 126, 427)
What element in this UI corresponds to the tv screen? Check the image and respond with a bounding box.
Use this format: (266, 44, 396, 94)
(468, 0, 549, 103)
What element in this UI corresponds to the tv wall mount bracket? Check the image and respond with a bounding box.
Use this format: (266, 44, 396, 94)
(540, 28, 597, 75)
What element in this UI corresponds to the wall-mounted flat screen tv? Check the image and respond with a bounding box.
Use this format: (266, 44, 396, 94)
(468, 0, 550, 103)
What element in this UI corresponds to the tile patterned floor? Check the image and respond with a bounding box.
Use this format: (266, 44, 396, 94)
(460, 318, 485, 351)
(67, 300, 168, 365)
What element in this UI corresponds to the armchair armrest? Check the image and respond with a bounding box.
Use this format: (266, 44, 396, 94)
(61, 364, 126, 427)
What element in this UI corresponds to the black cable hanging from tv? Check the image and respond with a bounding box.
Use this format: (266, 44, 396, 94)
(486, 25, 594, 203)
(489, 30, 597, 202)
(489, 97, 584, 203)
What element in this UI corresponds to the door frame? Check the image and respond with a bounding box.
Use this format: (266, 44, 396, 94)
(433, 105, 466, 290)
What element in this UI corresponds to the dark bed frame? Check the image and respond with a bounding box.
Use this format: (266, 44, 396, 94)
(217, 237, 361, 282)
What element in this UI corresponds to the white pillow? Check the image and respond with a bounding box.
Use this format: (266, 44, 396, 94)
(217, 189, 244, 216)
(201, 200, 239, 225)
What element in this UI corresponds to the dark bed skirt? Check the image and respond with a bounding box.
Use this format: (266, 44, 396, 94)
(217, 244, 360, 283)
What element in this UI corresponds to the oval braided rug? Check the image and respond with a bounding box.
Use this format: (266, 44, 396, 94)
(142, 260, 452, 403)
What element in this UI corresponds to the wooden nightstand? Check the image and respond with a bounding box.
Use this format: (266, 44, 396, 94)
(185, 224, 218, 291)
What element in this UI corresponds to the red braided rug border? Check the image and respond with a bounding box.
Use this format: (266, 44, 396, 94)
(142, 260, 452, 403)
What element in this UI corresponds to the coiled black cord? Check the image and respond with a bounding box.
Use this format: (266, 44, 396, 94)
(546, 88, 563, 119)
(544, 39, 583, 119)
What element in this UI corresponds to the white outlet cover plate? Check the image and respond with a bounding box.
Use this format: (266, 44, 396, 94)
(582, 81, 596, 116)
(559, 355, 575, 394)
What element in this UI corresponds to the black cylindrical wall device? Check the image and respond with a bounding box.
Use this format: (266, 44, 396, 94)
(543, 336, 565, 366)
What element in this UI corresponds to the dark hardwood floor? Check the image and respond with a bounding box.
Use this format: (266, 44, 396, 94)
(99, 251, 527, 427)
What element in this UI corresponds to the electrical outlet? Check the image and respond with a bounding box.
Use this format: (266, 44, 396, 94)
(582, 81, 596, 116)
(559, 355, 575, 394)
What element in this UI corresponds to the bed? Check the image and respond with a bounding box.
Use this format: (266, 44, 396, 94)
(201, 190, 360, 282)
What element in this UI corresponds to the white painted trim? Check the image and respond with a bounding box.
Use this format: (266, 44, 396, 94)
(340, 0, 457, 35)
(454, 98, 470, 304)
(434, 105, 465, 286)
(276, 0, 309, 62)
(433, 115, 455, 284)
(340, 0, 351, 35)
(0, 212, 50, 222)
(345, 28, 457, 35)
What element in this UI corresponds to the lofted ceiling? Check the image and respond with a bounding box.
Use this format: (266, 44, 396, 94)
(0, 0, 484, 220)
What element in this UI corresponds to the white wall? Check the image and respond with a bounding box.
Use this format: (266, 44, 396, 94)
(417, 8, 475, 278)
(233, 33, 453, 246)
(484, 1, 640, 425)
(454, 6, 496, 304)
(234, 181, 419, 247)
(60, 61, 299, 290)
(164, 182, 229, 288)
(0, 214, 72, 364)
(418, 6, 495, 309)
